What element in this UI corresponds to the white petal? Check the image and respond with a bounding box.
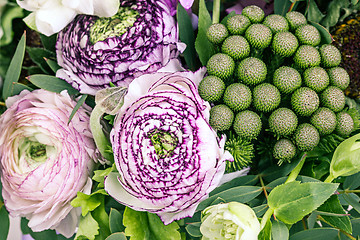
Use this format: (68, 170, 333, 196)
(92, 0, 119, 17)
(35, 5, 76, 36)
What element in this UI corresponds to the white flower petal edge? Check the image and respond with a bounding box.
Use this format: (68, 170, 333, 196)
(16, 0, 120, 36)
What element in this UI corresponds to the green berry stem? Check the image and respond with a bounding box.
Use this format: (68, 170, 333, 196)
(212, 0, 221, 24)
(285, 153, 307, 183)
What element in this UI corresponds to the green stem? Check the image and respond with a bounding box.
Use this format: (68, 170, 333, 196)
(338, 189, 360, 194)
(0, 101, 5, 106)
(285, 153, 307, 183)
(324, 174, 335, 183)
(90, 105, 114, 162)
(212, 0, 221, 24)
(260, 207, 274, 230)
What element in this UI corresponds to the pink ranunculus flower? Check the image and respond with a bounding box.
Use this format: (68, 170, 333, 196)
(104, 68, 233, 224)
(0, 89, 98, 237)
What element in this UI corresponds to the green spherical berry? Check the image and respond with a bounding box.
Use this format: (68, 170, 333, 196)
(242, 5, 265, 23)
(272, 31, 299, 57)
(253, 83, 281, 112)
(198, 76, 226, 102)
(206, 23, 229, 45)
(328, 67, 350, 90)
(321, 86, 345, 112)
(227, 14, 251, 35)
(233, 110, 262, 140)
(223, 83, 252, 112)
(269, 108, 298, 136)
(295, 24, 321, 46)
(303, 67, 329, 92)
(209, 104, 234, 131)
(273, 139, 297, 163)
(319, 44, 342, 68)
(263, 14, 289, 33)
(237, 57, 267, 86)
(294, 123, 320, 152)
(273, 66, 302, 94)
(310, 107, 337, 135)
(245, 24, 272, 49)
(293, 45, 321, 69)
(222, 35, 250, 61)
(291, 87, 319, 117)
(207, 53, 235, 80)
(285, 11, 307, 31)
(335, 111, 354, 137)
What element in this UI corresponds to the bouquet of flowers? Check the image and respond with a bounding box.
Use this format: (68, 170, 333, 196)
(0, 0, 360, 239)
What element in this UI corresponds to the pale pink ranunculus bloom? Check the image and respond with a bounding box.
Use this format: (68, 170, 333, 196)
(0, 89, 98, 237)
(16, 0, 120, 36)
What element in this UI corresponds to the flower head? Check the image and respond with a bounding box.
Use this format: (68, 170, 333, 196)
(0, 89, 97, 237)
(104, 69, 233, 224)
(200, 202, 261, 240)
(17, 0, 120, 36)
(56, 0, 185, 95)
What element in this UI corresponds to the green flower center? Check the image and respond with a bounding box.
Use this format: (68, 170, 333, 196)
(149, 129, 178, 159)
(89, 6, 139, 44)
(212, 213, 240, 239)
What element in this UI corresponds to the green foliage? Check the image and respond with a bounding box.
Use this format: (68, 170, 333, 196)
(271, 220, 289, 240)
(2, 32, 25, 100)
(123, 207, 181, 240)
(195, 0, 216, 66)
(289, 228, 339, 240)
(109, 208, 125, 233)
(27, 75, 79, 95)
(258, 219, 272, 240)
(71, 189, 108, 216)
(76, 213, 99, 240)
(224, 134, 255, 172)
(0, 3, 24, 46)
(268, 181, 339, 224)
(26, 47, 55, 74)
(0, 206, 9, 240)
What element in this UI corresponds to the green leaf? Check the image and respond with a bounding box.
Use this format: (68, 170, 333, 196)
(10, 82, 33, 96)
(317, 195, 352, 234)
(289, 228, 339, 240)
(309, 21, 333, 44)
(92, 164, 116, 188)
(27, 74, 79, 95)
(0, 5, 24, 46)
(185, 222, 202, 238)
(40, 33, 57, 52)
(2, 32, 26, 100)
(147, 212, 181, 240)
(343, 194, 360, 215)
(344, 172, 360, 190)
(26, 47, 55, 74)
(105, 232, 127, 240)
(258, 218, 272, 240)
(123, 208, 181, 240)
(45, 58, 61, 73)
(0, 207, 9, 240)
(307, 0, 325, 23)
(268, 181, 339, 224)
(177, 3, 197, 70)
(271, 220, 289, 240)
(195, 0, 216, 66)
(92, 197, 111, 240)
(196, 186, 262, 212)
(320, 0, 351, 28)
(75, 213, 99, 240)
(71, 189, 108, 216)
(274, 0, 293, 16)
(109, 208, 125, 233)
(123, 208, 151, 240)
(210, 175, 259, 196)
(253, 204, 269, 218)
(68, 94, 88, 124)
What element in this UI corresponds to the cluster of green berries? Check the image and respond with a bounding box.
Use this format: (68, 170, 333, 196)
(198, 5, 355, 164)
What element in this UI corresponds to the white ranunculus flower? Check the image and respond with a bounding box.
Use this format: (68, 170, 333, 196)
(16, 0, 120, 36)
(200, 202, 261, 240)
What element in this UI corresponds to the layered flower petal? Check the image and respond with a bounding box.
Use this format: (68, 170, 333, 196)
(0, 89, 97, 237)
(56, 0, 183, 95)
(105, 69, 233, 224)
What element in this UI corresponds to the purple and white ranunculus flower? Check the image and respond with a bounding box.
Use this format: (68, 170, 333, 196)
(16, 0, 120, 36)
(104, 69, 233, 224)
(56, 0, 185, 95)
(0, 89, 98, 237)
